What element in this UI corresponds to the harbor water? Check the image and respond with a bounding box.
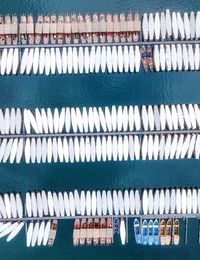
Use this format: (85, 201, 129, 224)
(1, 0, 200, 259)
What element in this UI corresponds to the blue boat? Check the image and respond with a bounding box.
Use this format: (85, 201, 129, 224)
(153, 219, 160, 245)
(141, 220, 148, 245)
(148, 220, 154, 245)
(133, 219, 142, 244)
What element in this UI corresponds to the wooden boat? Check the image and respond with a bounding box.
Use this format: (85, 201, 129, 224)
(159, 219, 166, 245)
(35, 15, 43, 44)
(106, 218, 113, 245)
(165, 219, 172, 245)
(172, 219, 180, 245)
(93, 218, 100, 245)
(73, 219, 80, 246)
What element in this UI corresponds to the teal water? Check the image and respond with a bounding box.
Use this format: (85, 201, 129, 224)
(1, 0, 200, 259)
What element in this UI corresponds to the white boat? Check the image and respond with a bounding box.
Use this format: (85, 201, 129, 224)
(187, 189, 192, 214)
(128, 105, 134, 131)
(64, 191, 70, 216)
(181, 188, 187, 214)
(159, 189, 165, 214)
(86, 190, 91, 216)
(82, 107, 88, 133)
(135, 190, 141, 215)
(164, 189, 170, 214)
(165, 45, 171, 71)
(154, 12, 161, 40)
(181, 134, 191, 159)
(192, 188, 198, 214)
(69, 191, 75, 216)
(20, 48, 28, 74)
(39, 47, 45, 74)
(129, 46, 135, 72)
(52, 138, 58, 163)
(50, 48, 56, 75)
(26, 192, 32, 217)
(177, 44, 183, 71)
(16, 193, 23, 218)
(135, 46, 140, 72)
(154, 45, 160, 71)
(68, 138, 74, 163)
(190, 11, 195, 39)
(68, 47, 73, 74)
(35, 108, 43, 133)
(106, 46, 112, 73)
(72, 47, 78, 74)
(171, 44, 177, 71)
(177, 12, 185, 40)
(194, 44, 200, 70)
(33, 47, 39, 74)
(160, 12, 166, 40)
(105, 107, 112, 132)
(41, 190, 48, 216)
(31, 221, 40, 247)
(47, 191, 54, 216)
(160, 44, 165, 71)
(45, 48, 51, 75)
(187, 134, 196, 159)
(107, 135, 112, 161)
(120, 218, 126, 245)
(41, 138, 47, 163)
(176, 188, 181, 214)
(175, 134, 184, 159)
(182, 44, 189, 71)
(147, 135, 153, 160)
(118, 136, 123, 161)
(0, 222, 18, 239)
(25, 138, 31, 163)
(123, 46, 129, 73)
(56, 48, 62, 74)
(100, 46, 106, 73)
(171, 105, 178, 130)
(166, 9, 172, 38)
(117, 106, 123, 132)
(76, 107, 83, 133)
(142, 13, 148, 41)
(96, 190, 102, 216)
(129, 189, 135, 214)
(26, 48, 34, 75)
(65, 107, 71, 133)
(124, 190, 129, 215)
(10, 193, 17, 218)
(12, 48, 19, 75)
(89, 46, 95, 73)
(117, 46, 123, 73)
(7, 222, 24, 242)
(102, 190, 107, 215)
(107, 190, 113, 215)
(6, 48, 13, 75)
(154, 106, 161, 130)
(182, 104, 191, 129)
(148, 13, 154, 41)
(62, 47, 67, 74)
(113, 190, 119, 215)
(170, 189, 176, 214)
(195, 11, 200, 39)
(74, 137, 80, 162)
(141, 105, 148, 131)
(74, 189, 80, 215)
(153, 135, 159, 160)
(95, 46, 101, 73)
(188, 44, 194, 70)
(28, 109, 39, 133)
(0, 222, 11, 233)
(43, 220, 51, 246)
(183, 12, 190, 40)
(37, 221, 45, 246)
(58, 192, 65, 217)
(47, 137, 53, 163)
(71, 107, 78, 133)
(170, 134, 178, 159)
(4, 193, 11, 218)
(9, 138, 18, 163)
(142, 189, 148, 214)
(91, 190, 96, 216)
(26, 222, 34, 247)
(172, 12, 178, 40)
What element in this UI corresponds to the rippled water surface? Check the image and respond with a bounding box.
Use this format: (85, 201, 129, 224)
(1, 0, 200, 259)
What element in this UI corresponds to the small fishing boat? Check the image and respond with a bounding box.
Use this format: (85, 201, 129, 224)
(99, 13, 106, 43)
(99, 218, 106, 245)
(0, 15, 5, 45)
(93, 218, 100, 245)
(35, 15, 43, 44)
(141, 219, 148, 245)
(148, 220, 154, 245)
(113, 13, 120, 43)
(165, 219, 172, 245)
(140, 46, 148, 72)
(73, 219, 80, 246)
(142, 13, 148, 41)
(27, 14, 34, 44)
(106, 13, 113, 43)
(127, 12, 133, 42)
(5, 15, 11, 45)
(79, 218, 87, 246)
(20, 15, 27, 44)
(119, 13, 126, 42)
(50, 15, 57, 44)
(85, 14, 92, 43)
(159, 219, 166, 245)
(133, 12, 140, 42)
(172, 219, 180, 245)
(43, 15, 50, 44)
(11, 15, 18, 45)
(71, 14, 79, 44)
(106, 218, 113, 245)
(78, 14, 86, 44)
(47, 220, 58, 247)
(147, 45, 154, 72)
(153, 219, 160, 245)
(92, 13, 99, 43)
(64, 15, 71, 44)
(86, 218, 93, 245)
(133, 218, 141, 244)
(57, 15, 64, 44)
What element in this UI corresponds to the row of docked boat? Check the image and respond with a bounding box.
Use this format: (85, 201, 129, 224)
(18, 103, 200, 135)
(1, 131, 200, 164)
(0, 12, 141, 45)
(153, 44, 200, 72)
(134, 218, 180, 246)
(0, 45, 141, 75)
(142, 188, 200, 215)
(26, 220, 57, 247)
(142, 10, 200, 41)
(73, 218, 113, 246)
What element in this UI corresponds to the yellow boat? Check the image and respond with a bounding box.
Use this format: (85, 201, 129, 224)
(159, 219, 166, 245)
(172, 219, 180, 245)
(165, 219, 172, 245)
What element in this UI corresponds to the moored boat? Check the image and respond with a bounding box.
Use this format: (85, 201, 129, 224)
(19, 15, 27, 44)
(133, 218, 141, 244)
(0, 15, 5, 45)
(127, 12, 133, 42)
(85, 14, 92, 43)
(159, 219, 166, 245)
(35, 15, 43, 44)
(99, 13, 106, 43)
(27, 14, 34, 44)
(106, 217, 113, 245)
(11, 15, 18, 45)
(86, 218, 93, 245)
(140, 45, 148, 72)
(147, 45, 154, 72)
(93, 218, 100, 245)
(43, 15, 50, 44)
(172, 219, 180, 245)
(50, 15, 57, 44)
(141, 219, 148, 245)
(133, 12, 141, 42)
(92, 13, 99, 43)
(64, 15, 71, 44)
(153, 219, 160, 245)
(165, 218, 172, 245)
(73, 218, 80, 246)
(106, 13, 113, 43)
(79, 218, 87, 246)
(119, 13, 126, 42)
(78, 14, 86, 44)
(148, 219, 154, 245)
(4, 15, 11, 45)
(99, 218, 106, 245)
(57, 15, 64, 44)
(113, 13, 120, 43)
(47, 220, 58, 247)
